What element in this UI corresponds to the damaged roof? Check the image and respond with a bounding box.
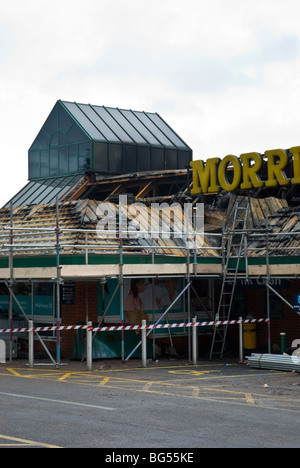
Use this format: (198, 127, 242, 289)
(0, 199, 218, 258)
(204, 194, 300, 258)
(2, 179, 300, 261)
(246, 202, 300, 257)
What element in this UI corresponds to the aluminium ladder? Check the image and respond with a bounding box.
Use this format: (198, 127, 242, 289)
(209, 200, 250, 360)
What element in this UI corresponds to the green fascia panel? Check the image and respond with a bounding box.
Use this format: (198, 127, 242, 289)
(6, 254, 204, 268)
(247, 256, 300, 265)
(3, 255, 300, 271)
(13, 256, 57, 268)
(0, 258, 9, 268)
(196, 257, 222, 264)
(228, 256, 300, 271)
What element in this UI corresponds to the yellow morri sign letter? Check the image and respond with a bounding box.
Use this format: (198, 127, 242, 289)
(190, 145, 300, 195)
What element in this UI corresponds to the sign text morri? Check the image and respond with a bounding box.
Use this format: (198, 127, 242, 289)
(190, 146, 300, 194)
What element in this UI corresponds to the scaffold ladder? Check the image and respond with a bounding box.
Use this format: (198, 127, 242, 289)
(209, 200, 249, 360)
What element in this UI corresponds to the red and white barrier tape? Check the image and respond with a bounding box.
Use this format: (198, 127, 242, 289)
(0, 318, 269, 335)
(0, 324, 92, 334)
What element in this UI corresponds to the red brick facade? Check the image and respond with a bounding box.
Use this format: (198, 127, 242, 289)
(60, 282, 99, 358)
(34, 279, 300, 360)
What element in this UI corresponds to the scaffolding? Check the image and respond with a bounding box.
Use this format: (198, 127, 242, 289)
(0, 196, 299, 365)
(209, 201, 250, 359)
(0, 198, 211, 365)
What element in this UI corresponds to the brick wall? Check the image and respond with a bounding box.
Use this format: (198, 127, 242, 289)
(243, 281, 300, 352)
(216, 279, 300, 354)
(34, 278, 300, 359)
(60, 281, 99, 358)
(33, 281, 99, 359)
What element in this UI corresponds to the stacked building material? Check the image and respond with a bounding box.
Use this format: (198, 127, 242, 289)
(247, 353, 300, 372)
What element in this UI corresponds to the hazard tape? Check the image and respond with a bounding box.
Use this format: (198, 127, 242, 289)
(0, 324, 92, 334)
(0, 318, 269, 335)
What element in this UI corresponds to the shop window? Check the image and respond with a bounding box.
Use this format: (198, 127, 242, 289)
(49, 148, 59, 175)
(138, 147, 151, 171)
(178, 150, 192, 169)
(68, 145, 78, 172)
(59, 146, 68, 174)
(151, 148, 164, 170)
(50, 133, 59, 147)
(29, 151, 40, 178)
(264, 291, 285, 318)
(165, 149, 177, 169)
(231, 290, 248, 318)
(124, 145, 137, 173)
(40, 150, 49, 177)
(109, 144, 122, 173)
(78, 143, 91, 171)
(94, 142, 108, 172)
(190, 278, 214, 317)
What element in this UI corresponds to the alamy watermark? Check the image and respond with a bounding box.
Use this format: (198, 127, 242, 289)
(96, 195, 204, 248)
(292, 339, 300, 364)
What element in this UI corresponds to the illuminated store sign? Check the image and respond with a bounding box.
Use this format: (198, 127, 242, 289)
(190, 146, 300, 194)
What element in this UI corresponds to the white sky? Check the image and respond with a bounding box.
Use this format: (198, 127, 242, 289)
(1, 0, 300, 206)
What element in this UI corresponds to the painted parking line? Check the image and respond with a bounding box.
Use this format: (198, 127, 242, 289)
(2, 365, 300, 414)
(0, 434, 61, 448)
(168, 369, 220, 376)
(0, 391, 117, 411)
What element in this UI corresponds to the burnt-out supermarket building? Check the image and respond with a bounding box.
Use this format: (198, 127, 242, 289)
(0, 99, 300, 364)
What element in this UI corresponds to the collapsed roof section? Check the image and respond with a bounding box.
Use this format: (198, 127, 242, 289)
(246, 201, 300, 257)
(0, 199, 217, 258)
(3, 98, 300, 263)
(5, 168, 189, 208)
(0, 194, 298, 261)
